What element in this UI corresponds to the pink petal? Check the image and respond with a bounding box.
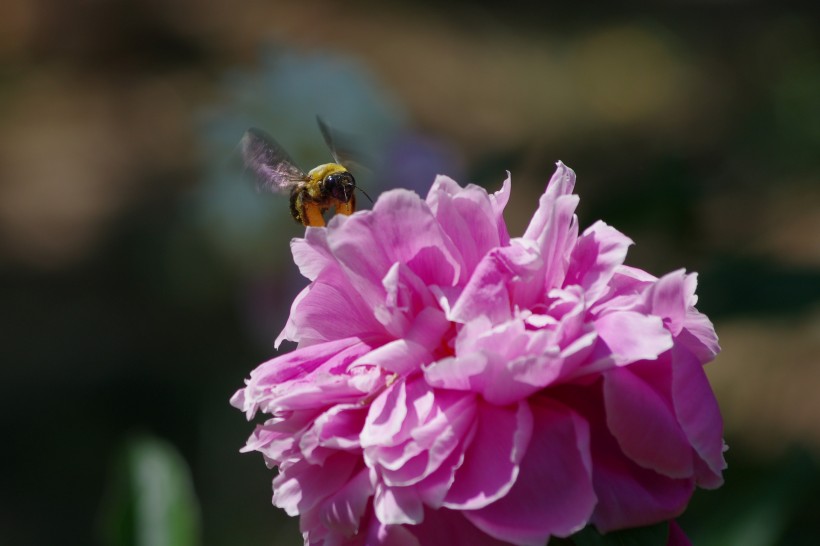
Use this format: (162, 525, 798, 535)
(424, 352, 490, 393)
(426, 176, 505, 274)
(328, 190, 462, 298)
(240, 413, 315, 459)
(373, 482, 424, 525)
(361, 380, 411, 449)
(356, 338, 434, 376)
(671, 346, 726, 488)
(407, 508, 513, 546)
(595, 311, 673, 365)
(523, 161, 577, 242)
(280, 268, 389, 346)
(591, 456, 694, 532)
(644, 270, 688, 336)
(360, 516, 421, 546)
(551, 383, 695, 532)
(565, 221, 633, 304)
(444, 400, 533, 510)
(522, 162, 580, 295)
(300, 404, 368, 462)
(320, 467, 374, 536)
(397, 391, 476, 485)
(464, 399, 596, 545)
(234, 337, 375, 418)
(424, 343, 540, 407)
(588, 412, 694, 532)
(604, 365, 694, 478)
(449, 243, 542, 325)
(273, 453, 360, 516)
(679, 308, 720, 363)
(489, 174, 512, 246)
(375, 391, 475, 490)
(291, 227, 334, 281)
(415, 434, 471, 508)
(379, 262, 438, 335)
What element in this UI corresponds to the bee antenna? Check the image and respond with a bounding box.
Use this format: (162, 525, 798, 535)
(356, 186, 374, 203)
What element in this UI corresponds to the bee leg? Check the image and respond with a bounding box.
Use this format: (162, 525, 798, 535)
(289, 190, 303, 224)
(336, 193, 356, 216)
(302, 203, 326, 227)
(291, 190, 326, 227)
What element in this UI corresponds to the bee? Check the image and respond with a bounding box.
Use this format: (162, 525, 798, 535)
(240, 118, 370, 227)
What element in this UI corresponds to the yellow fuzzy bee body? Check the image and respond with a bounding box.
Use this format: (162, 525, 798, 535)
(241, 119, 362, 227)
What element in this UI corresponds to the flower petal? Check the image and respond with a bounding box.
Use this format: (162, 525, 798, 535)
(328, 189, 462, 302)
(233, 337, 376, 418)
(320, 467, 374, 536)
(279, 267, 389, 347)
(407, 508, 512, 546)
(644, 270, 689, 336)
(522, 162, 580, 295)
(426, 176, 506, 275)
(291, 226, 334, 281)
(679, 307, 720, 363)
(604, 363, 694, 478)
(671, 346, 726, 488)
(373, 481, 424, 525)
(444, 400, 532, 510)
(595, 311, 673, 365)
(273, 453, 361, 516)
(449, 242, 542, 325)
(463, 399, 596, 545)
(565, 221, 633, 304)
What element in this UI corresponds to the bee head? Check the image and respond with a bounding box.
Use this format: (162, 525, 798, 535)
(324, 171, 356, 203)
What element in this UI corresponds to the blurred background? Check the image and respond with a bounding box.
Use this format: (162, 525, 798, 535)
(2, 1, 819, 545)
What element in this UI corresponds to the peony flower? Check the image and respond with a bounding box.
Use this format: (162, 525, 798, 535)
(231, 163, 726, 546)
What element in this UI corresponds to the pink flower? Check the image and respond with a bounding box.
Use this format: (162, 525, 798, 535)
(232, 163, 726, 546)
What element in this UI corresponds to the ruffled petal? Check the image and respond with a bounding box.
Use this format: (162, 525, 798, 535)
(327, 189, 462, 302)
(595, 311, 673, 366)
(448, 242, 542, 325)
(679, 308, 720, 363)
(273, 453, 361, 516)
(373, 481, 424, 525)
(426, 176, 507, 276)
(233, 337, 377, 418)
(407, 508, 512, 546)
(280, 267, 389, 346)
(565, 221, 634, 304)
(644, 270, 689, 336)
(292, 226, 335, 281)
(522, 162, 580, 295)
(604, 364, 694, 478)
(671, 346, 726, 488)
(444, 400, 532, 510)
(320, 467, 374, 536)
(463, 399, 596, 545)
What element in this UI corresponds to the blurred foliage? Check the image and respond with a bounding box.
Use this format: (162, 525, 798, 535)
(99, 435, 201, 546)
(1, 1, 819, 545)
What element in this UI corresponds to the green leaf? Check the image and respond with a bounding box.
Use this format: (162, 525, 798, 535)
(571, 522, 670, 546)
(99, 435, 201, 546)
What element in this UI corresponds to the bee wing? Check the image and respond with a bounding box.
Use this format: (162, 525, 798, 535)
(241, 128, 308, 193)
(316, 116, 370, 174)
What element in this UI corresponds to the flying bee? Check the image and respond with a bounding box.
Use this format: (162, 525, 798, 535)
(240, 118, 370, 227)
